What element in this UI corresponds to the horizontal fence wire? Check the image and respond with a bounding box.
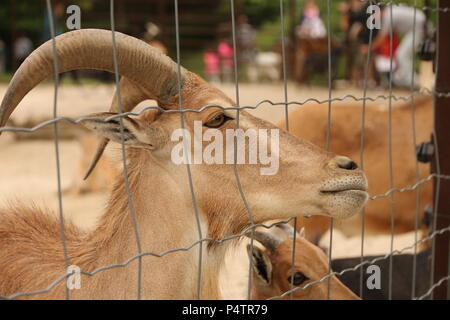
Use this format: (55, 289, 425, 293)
(1, 214, 449, 300)
(1, 89, 449, 134)
(0, 0, 449, 301)
(1, 84, 450, 299)
(416, 274, 450, 300)
(0, 114, 448, 293)
(0, 218, 294, 300)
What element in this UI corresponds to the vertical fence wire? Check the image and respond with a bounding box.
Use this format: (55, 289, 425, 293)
(358, 0, 376, 298)
(325, 0, 334, 300)
(45, 0, 70, 300)
(110, 0, 143, 300)
(409, 0, 421, 299)
(280, 0, 289, 133)
(173, 0, 204, 300)
(387, 2, 396, 301)
(428, 0, 442, 300)
(228, 0, 258, 301)
(278, 0, 298, 300)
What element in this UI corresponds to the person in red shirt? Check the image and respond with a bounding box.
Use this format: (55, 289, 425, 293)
(375, 32, 400, 87)
(217, 39, 234, 83)
(203, 46, 220, 84)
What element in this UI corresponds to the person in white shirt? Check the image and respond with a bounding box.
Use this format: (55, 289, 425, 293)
(362, 5, 426, 87)
(296, 0, 327, 39)
(14, 33, 33, 67)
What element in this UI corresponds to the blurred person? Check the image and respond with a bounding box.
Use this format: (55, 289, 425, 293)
(362, 5, 426, 87)
(375, 32, 400, 87)
(203, 46, 220, 84)
(217, 38, 234, 83)
(296, 0, 326, 39)
(236, 14, 256, 81)
(247, 51, 281, 83)
(294, 0, 341, 85)
(13, 32, 33, 67)
(42, 1, 64, 41)
(340, 0, 379, 86)
(143, 22, 168, 55)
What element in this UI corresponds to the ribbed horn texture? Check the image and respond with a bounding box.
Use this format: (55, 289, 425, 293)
(0, 28, 187, 128)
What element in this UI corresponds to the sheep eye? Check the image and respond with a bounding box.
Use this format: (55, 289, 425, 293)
(204, 113, 232, 128)
(288, 272, 309, 286)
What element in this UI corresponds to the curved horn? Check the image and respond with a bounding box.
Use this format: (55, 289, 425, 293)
(83, 77, 149, 179)
(83, 137, 109, 180)
(251, 230, 283, 252)
(0, 28, 187, 128)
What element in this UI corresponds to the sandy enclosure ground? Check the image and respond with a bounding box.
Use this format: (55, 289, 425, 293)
(0, 82, 421, 299)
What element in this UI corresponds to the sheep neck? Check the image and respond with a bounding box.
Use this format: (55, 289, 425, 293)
(76, 150, 227, 299)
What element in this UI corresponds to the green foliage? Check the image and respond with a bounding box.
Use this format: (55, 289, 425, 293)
(241, 0, 281, 27)
(256, 20, 285, 51)
(0, 2, 43, 38)
(215, 0, 280, 27)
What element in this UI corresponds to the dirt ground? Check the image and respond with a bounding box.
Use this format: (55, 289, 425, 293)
(0, 82, 421, 299)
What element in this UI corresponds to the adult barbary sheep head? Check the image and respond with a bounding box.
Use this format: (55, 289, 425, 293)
(0, 29, 368, 238)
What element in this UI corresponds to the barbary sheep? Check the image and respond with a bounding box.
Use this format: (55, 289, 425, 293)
(0, 29, 368, 299)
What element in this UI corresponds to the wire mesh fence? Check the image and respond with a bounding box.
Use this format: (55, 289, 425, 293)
(0, 0, 449, 300)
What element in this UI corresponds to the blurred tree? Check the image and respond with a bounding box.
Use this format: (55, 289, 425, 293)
(240, 0, 281, 27)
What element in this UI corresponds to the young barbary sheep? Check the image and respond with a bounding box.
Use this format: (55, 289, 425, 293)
(0, 29, 368, 299)
(247, 224, 360, 300)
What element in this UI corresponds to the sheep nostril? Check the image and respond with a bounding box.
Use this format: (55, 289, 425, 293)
(336, 157, 358, 171)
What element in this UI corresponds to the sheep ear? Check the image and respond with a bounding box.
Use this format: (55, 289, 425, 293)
(80, 112, 156, 149)
(247, 244, 272, 285)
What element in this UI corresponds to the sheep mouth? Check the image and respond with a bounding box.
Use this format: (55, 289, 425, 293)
(318, 178, 369, 218)
(319, 180, 368, 195)
(320, 189, 369, 206)
(320, 188, 367, 195)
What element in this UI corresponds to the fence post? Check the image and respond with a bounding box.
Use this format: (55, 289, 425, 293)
(432, 0, 450, 300)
